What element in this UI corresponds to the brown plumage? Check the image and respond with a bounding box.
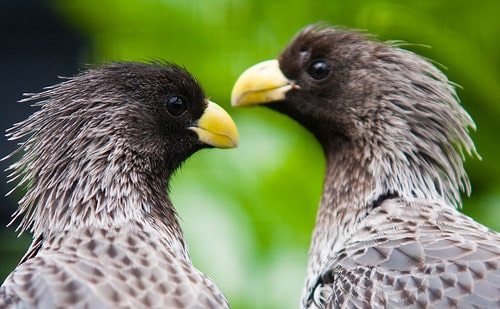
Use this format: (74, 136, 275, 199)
(232, 25, 500, 308)
(1, 62, 238, 308)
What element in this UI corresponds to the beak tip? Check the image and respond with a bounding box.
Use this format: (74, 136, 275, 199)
(231, 96, 245, 108)
(230, 59, 291, 108)
(193, 101, 239, 149)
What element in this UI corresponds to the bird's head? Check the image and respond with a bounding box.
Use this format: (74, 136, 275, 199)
(85, 62, 237, 162)
(233, 26, 386, 142)
(6, 62, 239, 233)
(232, 25, 477, 207)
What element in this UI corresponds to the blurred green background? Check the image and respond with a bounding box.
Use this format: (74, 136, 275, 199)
(1, 0, 499, 308)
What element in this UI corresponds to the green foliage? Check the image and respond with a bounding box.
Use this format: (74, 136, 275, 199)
(2, 0, 499, 308)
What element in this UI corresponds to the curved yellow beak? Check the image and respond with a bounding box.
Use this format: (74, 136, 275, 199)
(231, 59, 294, 107)
(190, 101, 239, 148)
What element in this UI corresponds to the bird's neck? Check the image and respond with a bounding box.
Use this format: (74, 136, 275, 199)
(304, 134, 458, 294)
(17, 143, 186, 254)
(306, 141, 376, 282)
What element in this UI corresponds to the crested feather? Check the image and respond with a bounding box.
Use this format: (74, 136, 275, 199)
(370, 44, 477, 207)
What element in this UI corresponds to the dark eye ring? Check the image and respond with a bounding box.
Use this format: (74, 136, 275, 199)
(307, 61, 331, 80)
(165, 95, 187, 116)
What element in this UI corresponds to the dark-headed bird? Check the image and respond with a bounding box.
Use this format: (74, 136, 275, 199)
(0, 62, 238, 308)
(232, 25, 500, 308)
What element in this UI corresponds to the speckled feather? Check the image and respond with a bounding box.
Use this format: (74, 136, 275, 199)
(263, 26, 500, 308)
(0, 223, 228, 308)
(307, 200, 500, 308)
(0, 62, 229, 308)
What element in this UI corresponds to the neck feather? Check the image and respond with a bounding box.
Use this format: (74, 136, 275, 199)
(8, 137, 179, 238)
(306, 128, 475, 288)
(5, 92, 180, 239)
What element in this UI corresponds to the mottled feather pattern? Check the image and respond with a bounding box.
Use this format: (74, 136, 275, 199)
(1, 223, 228, 308)
(306, 199, 500, 308)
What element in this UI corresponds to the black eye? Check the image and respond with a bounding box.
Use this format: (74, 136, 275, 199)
(165, 95, 187, 116)
(307, 61, 331, 80)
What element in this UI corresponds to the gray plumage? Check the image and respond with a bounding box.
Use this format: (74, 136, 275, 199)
(1, 62, 237, 308)
(231, 25, 500, 308)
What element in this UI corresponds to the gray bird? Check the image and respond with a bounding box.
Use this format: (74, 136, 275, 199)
(232, 25, 500, 308)
(1, 62, 238, 308)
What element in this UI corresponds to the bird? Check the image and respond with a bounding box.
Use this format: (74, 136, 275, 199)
(0, 61, 238, 308)
(231, 25, 500, 308)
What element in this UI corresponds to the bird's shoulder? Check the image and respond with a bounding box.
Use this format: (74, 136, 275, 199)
(307, 198, 500, 308)
(0, 224, 229, 308)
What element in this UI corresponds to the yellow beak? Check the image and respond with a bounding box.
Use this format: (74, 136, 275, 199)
(190, 101, 239, 148)
(231, 59, 294, 107)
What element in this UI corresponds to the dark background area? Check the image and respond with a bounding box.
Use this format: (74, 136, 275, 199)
(0, 0, 86, 219)
(0, 0, 87, 276)
(1, 1, 499, 308)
